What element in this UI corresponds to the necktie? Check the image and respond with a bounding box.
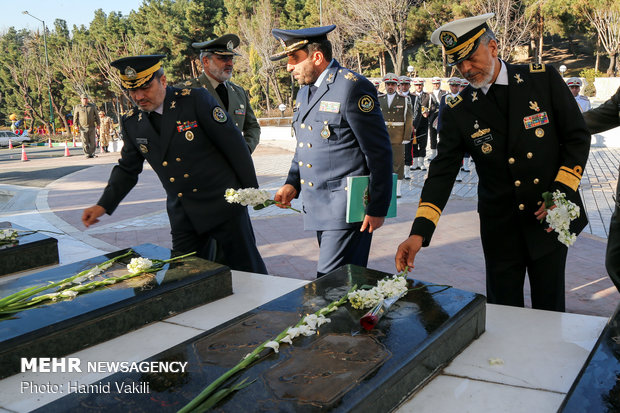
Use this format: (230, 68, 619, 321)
(149, 111, 161, 134)
(216, 83, 229, 110)
(487, 84, 508, 115)
(308, 85, 318, 102)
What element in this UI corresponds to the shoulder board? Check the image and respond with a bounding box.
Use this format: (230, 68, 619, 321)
(174, 88, 192, 97)
(123, 108, 137, 120)
(343, 71, 358, 82)
(184, 80, 193, 86)
(446, 95, 463, 108)
(529, 63, 546, 73)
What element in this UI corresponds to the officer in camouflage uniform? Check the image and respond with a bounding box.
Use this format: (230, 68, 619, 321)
(74, 94, 100, 158)
(98, 111, 114, 153)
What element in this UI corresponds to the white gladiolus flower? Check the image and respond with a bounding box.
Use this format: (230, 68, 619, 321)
(298, 325, 316, 336)
(264, 341, 280, 353)
(280, 335, 293, 345)
(286, 327, 300, 339)
(127, 257, 153, 274)
(224, 188, 272, 207)
(60, 290, 78, 299)
(545, 190, 580, 247)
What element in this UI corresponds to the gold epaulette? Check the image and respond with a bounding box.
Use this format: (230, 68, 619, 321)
(529, 63, 546, 73)
(415, 202, 442, 226)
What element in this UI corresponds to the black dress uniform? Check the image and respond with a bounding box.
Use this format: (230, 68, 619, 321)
(411, 14, 591, 311)
(271, 26, 393, 276)
(99, 55, 267, 274)
(583, 86, 620, 292)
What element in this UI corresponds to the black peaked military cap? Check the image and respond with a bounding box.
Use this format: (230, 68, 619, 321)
(430, 13, 494, 66)
(111, 55, 165, 89)
(270, 25, 336, 61)
(192, 34, 241, 56)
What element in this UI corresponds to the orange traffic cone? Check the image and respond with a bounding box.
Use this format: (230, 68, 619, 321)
(64, 141, 71, 157)
(48, 137, 53, 148)
(8, 139, 13, 149)
(21, 144, 29, 162)
(72, 137, 77, 147)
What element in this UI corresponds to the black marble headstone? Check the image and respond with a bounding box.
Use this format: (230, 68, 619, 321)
(0, 243, 231, 379)
(37, 265, 486, 412)
(0, 221, 59, 276)
(559, 302, 620, 412)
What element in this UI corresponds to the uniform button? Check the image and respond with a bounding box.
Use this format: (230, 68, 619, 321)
(184, 174, 189, 178)
(307, 143, 312, 148)
(170, 177, 175, 182)
(300, 179, 305, 184)
(508, 157, 515, 164)
(308, 125, 313, 131)
(193, 188, 197, 192)
(344, 186, 348, 191)
(514, 180, 521, 187)
(298, 161, 304, 166)
(176, 157, 181, 162)
(235, 123, 239, 126)
(162, 161, 168, 167)
(178, 193, 183, 198)
(307, 163, 312, 168)
(527, 152, 533, 159)
(308, 182, 314, 187)
(301, 123, 306, 129)
(299, 142, 304, 148)
(537, 201, 542, 205)
(518, 204, 525, 210)
(533, 178, 539, 184)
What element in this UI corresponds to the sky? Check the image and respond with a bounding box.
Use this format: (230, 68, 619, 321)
(0, 0, 145, 32)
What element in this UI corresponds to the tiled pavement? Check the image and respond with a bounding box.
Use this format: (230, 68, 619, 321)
(1, 126, 619, 317)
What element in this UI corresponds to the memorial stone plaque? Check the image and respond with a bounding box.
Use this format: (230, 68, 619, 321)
(37, 265, 486, 412)
(559, 302, 620, 412)
(0, 243, 231, 379)
(0, 221, 59, 276)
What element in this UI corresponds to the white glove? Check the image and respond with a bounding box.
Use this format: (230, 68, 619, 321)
(402, 140, 411, 144)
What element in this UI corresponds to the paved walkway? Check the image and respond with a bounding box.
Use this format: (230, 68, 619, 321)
(0, 126, 619, 317)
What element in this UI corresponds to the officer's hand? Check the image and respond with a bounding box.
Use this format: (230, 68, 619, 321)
(534, 202, 555, 233)
(360, 215, 384, 233)
(395, 235, 423, 272)
(82, 205, 106, 228)
(274, 184, 297, 208)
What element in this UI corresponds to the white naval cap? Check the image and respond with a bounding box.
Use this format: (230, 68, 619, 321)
(431, 13, 495, 66)
(566, 77, 582, 87)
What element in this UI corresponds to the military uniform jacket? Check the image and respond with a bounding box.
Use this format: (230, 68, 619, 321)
(179, 73, 260, 153)
(429, 89, 447, 126)
(412, 91, 431, 134)
(583, 86, 620, 134)
(287, 59, 393, 231)
(74, 103, 100, 131)
(97, 86, 258, 234)
(99, 116, 114, 138)
(411, 62, 591, 259)
(378, 94, 413, 144)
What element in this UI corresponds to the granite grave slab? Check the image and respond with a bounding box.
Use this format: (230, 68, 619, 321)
(559, 301, 620, 412)
(0, 221, 59, 276)
(0, 243, 231, 379)
(36, 265, 486, 412)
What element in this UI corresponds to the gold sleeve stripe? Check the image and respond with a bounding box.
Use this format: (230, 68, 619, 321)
(555, 166, 582, 191)
(415, 202, 442, 226)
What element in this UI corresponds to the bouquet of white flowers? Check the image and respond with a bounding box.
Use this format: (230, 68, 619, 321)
(225, 188, 301, 212)
(542, 190, 580, 247)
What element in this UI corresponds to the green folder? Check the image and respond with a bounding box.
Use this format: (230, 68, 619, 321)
(346, 174, 397, 223)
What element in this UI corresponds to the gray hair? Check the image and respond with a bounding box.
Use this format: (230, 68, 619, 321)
(480, 29, 497, 46)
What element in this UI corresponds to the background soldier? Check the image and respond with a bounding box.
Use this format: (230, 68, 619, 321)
(396, 13, 590, 312)
(566, 77, 591, 113)
(428, 76, 447, 160)
(82, 55, 267, 274)
(379, 73, 413, 193)
(98, 111, 114, 153)
(74, 93, 100, 158)
(178, 34, 260, 153)
(271, 25, 393, 277)
(411, 78, 431, 170)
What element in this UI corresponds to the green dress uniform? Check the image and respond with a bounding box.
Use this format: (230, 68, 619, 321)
(74, 101, 100, 157)
(177, 73, 260, 153)
(583, 86, 620, 292)
(378, 92, 413, 179)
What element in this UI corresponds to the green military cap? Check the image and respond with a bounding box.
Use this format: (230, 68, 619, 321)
(80, 93, 88, 99)
(111, 55, 165, 89)
(431, 13, 495, 66)
(192, 34, 240, 56)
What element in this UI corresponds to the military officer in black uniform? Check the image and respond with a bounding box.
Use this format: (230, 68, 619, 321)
(411, 78, 431, 171)
(270, 25, 393, 277)
(82, 55, 267, 274)
(428, 76, 447, 160)
(583, 86, 620, 292)
(395, 13, 590, 312)
(177, 34, 261, 153)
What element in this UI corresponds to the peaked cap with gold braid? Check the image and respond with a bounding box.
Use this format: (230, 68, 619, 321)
(270, 25, 336, 61)
(430, 13, 495, 66)
(111, 55, 166, 89)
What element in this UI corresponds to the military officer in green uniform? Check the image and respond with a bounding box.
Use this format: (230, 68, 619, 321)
(395, 13, 590, 312)
(177, 34, 260, 153)
(379, 73, 413, 192)
(74, 93, 100, 158)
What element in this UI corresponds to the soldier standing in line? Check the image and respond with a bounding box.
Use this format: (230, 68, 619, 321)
(428, 76, 447, 160)
(177, 34, 260, 153)
(271, 25, 393, 277)
(411, 78, 431, 171)
(98, 111, 114, 153)
(395, 13, 590, 312)
(399, 76, 416, 173)
(379, 73, 414, 193)
(566, 77, 591, 113)
(74, 93, 100, 158)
